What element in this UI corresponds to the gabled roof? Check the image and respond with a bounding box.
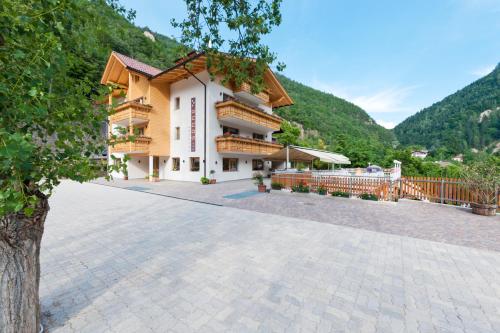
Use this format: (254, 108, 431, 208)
(100, 52, 162, 85)
(101, 51, 293, 107)
(113, 52, 162, 77)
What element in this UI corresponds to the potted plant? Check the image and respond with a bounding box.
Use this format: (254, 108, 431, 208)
(253, 172, 266, 192)
(149, 171, 159, 182)
(123, 168, 128, 181)
(200, 176, 210, 185)
(317, 185, 327, 195)
(209, 170, 216, 184)
(461, 157, 499, 216)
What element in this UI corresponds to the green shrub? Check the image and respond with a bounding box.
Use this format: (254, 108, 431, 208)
(317, 185, 327, 195)
(200, 176, 210, 185)
(292, 182, 309, 193)
(331, 191, 349, 198)
(271, 182, 283, 190)
(360, 193, 378, 201)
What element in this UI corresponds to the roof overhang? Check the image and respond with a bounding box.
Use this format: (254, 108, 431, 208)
(263, 145, 350, 164)
(100, 53, 129, 86)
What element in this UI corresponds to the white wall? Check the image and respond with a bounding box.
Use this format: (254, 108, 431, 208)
(164, 73, 207, 182)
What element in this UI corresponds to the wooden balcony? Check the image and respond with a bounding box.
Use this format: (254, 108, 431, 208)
(234, 82, 270, 104)
(216, 100, 281, 131)
(109, 100, 152, 126)
(109, 135, 151, 154)
(216, 135, 282, 155)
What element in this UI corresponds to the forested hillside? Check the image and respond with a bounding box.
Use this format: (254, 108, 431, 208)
(394, 65, 500, 154)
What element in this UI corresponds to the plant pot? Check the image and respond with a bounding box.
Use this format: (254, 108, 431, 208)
(124, 176, 128, 180)
(471, 203, 497, 216)
(258, 184, 267, 193)
(210, 179, 216, 184)
(149, 176, 159, 182)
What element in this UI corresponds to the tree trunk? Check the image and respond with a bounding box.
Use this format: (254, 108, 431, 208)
(0, 192, 49, 333)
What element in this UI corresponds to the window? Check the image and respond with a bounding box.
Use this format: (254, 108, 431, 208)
(190, 157, 200, 171)
(252, 159, 264, 171)
(174, 97, 180, 110)
(172, 158, 180, 171)
(222, 126, 239, 136)
(223, 158, 238, 172)
(133, 75, 140, 83)
(175, 127, 180, 140)
(253, 133, 264, 140)
(133, 127, 145, 136)
(113, 157, 122, 167)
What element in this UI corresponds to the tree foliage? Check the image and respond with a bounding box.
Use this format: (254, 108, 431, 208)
(172, 0, 284, 93)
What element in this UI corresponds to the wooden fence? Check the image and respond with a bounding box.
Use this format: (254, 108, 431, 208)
(271, 173, 499, 211)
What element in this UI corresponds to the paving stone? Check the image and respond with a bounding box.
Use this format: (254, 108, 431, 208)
(41, 181, 500, 333)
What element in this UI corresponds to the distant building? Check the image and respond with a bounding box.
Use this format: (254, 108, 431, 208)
(452, 154, 463, 162)
(411, 150, 428, 159)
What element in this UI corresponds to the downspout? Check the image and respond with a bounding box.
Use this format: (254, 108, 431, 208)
(184, 65, 207, 178)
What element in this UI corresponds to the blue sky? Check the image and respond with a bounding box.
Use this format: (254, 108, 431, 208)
(121, 0, 500, 128)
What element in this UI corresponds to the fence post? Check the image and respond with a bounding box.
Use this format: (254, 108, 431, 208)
(349, 176, 353, 197)
(399, 177, 402, 199)
(440, 179, 444, 204)
(389, 179, 393, 201)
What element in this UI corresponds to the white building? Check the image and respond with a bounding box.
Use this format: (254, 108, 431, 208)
(101, 51, 293, 182)
(411, 150, 428, 159)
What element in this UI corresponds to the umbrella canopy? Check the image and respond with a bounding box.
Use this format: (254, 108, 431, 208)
(263, 146, 350, 164)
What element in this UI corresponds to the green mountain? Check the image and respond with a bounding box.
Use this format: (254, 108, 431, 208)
(394, 65, 500, 154)
(84, 1, 395, 165)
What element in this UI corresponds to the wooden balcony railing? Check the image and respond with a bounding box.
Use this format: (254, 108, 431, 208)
(109, 135, 151, 154)
(109, 99, 152, 125)
(216, 100, 281, 131)
(234, 82, 270, 103)
(216, 135, 282, 155)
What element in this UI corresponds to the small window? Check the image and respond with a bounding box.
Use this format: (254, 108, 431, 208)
(174, 97, 180, 110)
(223, 158, 238, 172)
(172, 158, 180, 171)
(252, 159, 264, 171)
(133, 127, 145, 136)
(253, 133, 264, 140)
(133, 75, 140, 83)
(113, 157, 122, 167)
(190, 157, 200, 172)
(175, 127, 180, 140)
(223, 126, 239, 136)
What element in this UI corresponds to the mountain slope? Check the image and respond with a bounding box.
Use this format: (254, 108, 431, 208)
(275, 75, 396, 148)
(394, 65, 500, 153)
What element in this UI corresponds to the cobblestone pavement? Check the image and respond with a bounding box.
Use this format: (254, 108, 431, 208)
(92, 178, 500, 252)
(41, 181, 500, 333)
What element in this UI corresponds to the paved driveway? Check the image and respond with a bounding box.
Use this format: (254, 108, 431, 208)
(93, 178, 500, 252)
(41, 181, 500, 332)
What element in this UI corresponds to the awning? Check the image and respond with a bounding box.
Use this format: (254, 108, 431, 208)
(263, 145, 350, 164)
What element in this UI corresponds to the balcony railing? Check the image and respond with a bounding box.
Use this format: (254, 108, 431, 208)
(216, 100, 281, 131)
(216, 135, 282, 155)
(234, 82, 270, 104)
(109, 135, 151, 154)
(109, 98, 152, 125)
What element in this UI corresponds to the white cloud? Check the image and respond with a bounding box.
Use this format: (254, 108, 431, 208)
(376, 120, 396, 129)
(309, 79, 418, 114)
(470, 64, 495, 77)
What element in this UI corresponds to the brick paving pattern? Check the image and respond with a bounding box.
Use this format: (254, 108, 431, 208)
(93, 178, 500, 252)
(41, 181, 500, 332)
